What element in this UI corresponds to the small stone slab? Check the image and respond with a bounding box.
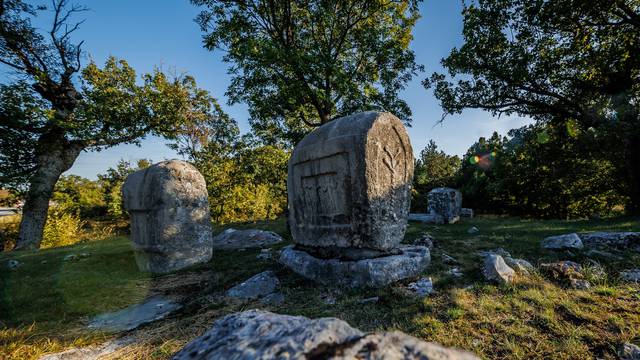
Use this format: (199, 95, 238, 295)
(279, 245, 430, 288)
(212, 229, 283, 250)
(226, 271, 280, 300)
(542, 233, 583, 250)
(408, 277, 434, 296)
(172, 310, 479, 360)
(460, 208, 474, 218)
(88, 296, 181, 332)
(408, 213, 444, 224)
(621, 269, 640, 283)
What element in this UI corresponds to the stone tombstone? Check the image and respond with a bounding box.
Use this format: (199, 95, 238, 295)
(122, 160, 213, 273)
(427, 187, 462, 224)
(282, 112, 430, 287)
(288, 111, 414, 256)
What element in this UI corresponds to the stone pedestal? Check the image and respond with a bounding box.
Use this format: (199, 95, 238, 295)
(427, 187, 462, 224)
(282, 112, 429, 287)
(122, 160, 213, 273)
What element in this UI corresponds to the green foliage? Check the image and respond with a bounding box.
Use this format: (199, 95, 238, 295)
(97, 159, 151, 218)
(192, 0, 423, 144)
(412, 140, 461, 211)
(41, 205, 86, 249)
(52, 175, 105, 218)
(458, 124, 628, 219)
(426, 0, 640, 213)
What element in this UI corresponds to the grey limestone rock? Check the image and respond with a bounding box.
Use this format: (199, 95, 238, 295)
(504, 257, 534, 274)
(619, 343, 640, 360)
(414, 232, 435, 250)
(7, 259, 20, 270)
(226, 271, 280, 301)
(427, 187, 462, 224)
(279, 245, 430, 288)
(172, 310, 479, 360)
(579, 231, 640, 251)
(212, 228, 283, 250)
(38, 337, 134, 360)
(570, 279, 591, 290)
(288, 111, 413, 253)
(483, 254, 516, 284)
(88, 296, 181, 332)
(542, 233, 583, 250)
(260, 292, 285, 306)
(460, 208, 474, 218)
(122, 160, 213, 274)
(620, 269, 640, 283)
(408, 277, 434, 297)
(408, 213, 445, 224)
(467, 226, 480, 234)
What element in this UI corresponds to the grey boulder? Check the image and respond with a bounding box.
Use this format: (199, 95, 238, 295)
(579, 231, 640, 251)
(408, 213, 445, 225)
(504, 257, 534, 274)
(279, 245, 430, 288)
(483, 254, 515, 284)
(7, 259, 21, 270)
(542, 233, 583, 250)
(427, 187, 462, 224)
(460, 208, 474, 218)
(212, 229, 283, 250)
(620, 269, 640, 283)
(172, 310, 479, 360)
(619, 342, 640, 360)
(408, 277, 435, 297)
(226, 271, 280, 300)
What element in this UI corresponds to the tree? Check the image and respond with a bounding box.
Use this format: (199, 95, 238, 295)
(412, 140, 460, 211)
(0, 1, 196, 249)
(192, 0, 423, 145)
(426, 0, 640, 213)
(97, 159, 151, 218)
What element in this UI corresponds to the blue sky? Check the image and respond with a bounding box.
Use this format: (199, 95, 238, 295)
(30, 0, 531, 179)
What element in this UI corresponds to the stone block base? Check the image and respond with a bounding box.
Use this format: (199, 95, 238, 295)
(279, 245, 430, 288)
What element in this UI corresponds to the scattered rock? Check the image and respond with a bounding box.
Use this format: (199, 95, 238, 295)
(442, 253, 459, 265)
(447, 267, 464, 278)
(477, 248, 511, 259)
(584, 249, 623, 260)
(358, 296, 379, 304)
(620, 269, 640, 283)
(7, 259, 21, 270)
(172, 310, 480, 360)
(618, 342, 640, 360)
(483, 254, 515, 284)
(467, 226, 480, 234)
(504, 257, 534, 274)
(226, 271, 280, 301)
(408, 277, 434, 296)
(63, 254, 79, 262)
(542, 233, 583, 250)
(320, 293, 337, 305)
(212, 229, 283, 250)
(279, 245, 430, 288)
(570, 279, 591, 290)
(256, 248, 272, 260)
(460, 208, 474, 218)
(260, 292, 285, 306)
(579, 232, 640, 251)
(38, 337, 134, 360)
(540, 261, 583, 280)
(88, 296, 181, 332)
(79, 252, 91, 258)
(414, 232, 435, 250)
(408, 213, 445, 224)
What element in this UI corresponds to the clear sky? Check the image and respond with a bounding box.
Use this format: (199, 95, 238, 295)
(30, 0, 532, 179)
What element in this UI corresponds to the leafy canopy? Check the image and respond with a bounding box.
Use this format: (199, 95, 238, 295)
(192, 0, 423, 145)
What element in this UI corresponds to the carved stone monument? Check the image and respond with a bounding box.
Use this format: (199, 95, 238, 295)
(122, 160, 213, 273)
(280, 112, 430, 287)
(427, 187, 462, 224)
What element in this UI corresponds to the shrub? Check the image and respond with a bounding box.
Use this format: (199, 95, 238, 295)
(41, 206, 86, 249)
(0, 214, 20, 251)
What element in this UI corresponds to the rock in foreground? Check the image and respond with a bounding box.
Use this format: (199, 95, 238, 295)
(88, 296, 181, 332)
(483, 254, 515, 284)
(542, 233, 583, 250)
(226, 271, 280, 301)
(172, 310, 479, 360)
(579, 232, 640, 251)
(212, 229, 283, 250)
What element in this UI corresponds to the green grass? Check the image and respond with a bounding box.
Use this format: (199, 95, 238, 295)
(1, 216, 639, 359)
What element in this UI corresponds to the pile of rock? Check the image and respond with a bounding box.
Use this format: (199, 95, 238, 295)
(279, 112, 430, 288)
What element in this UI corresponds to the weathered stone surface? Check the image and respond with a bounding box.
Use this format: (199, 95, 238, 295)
(122, 160, 213, 274)
(212, 228, 283, 250)
(504, 257, 534, 274)
(409, 213, 445, 224)
(38, 337, 133, 360)
(7, 259, 20, 270)
(226, 271, 279, 301)
(467, 226, 480, 234)
(460, 208, 474, 218)
(619, 342, 640, 360)
(579, 231, 640, 251)
(542, 233, 583, 250)
(288, 112, 413, 254)
(447, 267, 464, 278)
(540, 261, 583, 280)
(279, 245, 430, 288)
(414, 232, 435, 250)
(88, 296, 181, 332)
(621, 269, 640, 283)
(483, 254, 515, 284)
(427, 187, 462, 224)
(570, 279, 591, 290)
(172, 310, 479, 360)
(408, 277, 434, 296)
(260, 292, 285, 306)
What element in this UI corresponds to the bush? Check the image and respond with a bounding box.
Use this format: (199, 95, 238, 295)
(41, 205, 86, 249)
(0, 214, 20, 251)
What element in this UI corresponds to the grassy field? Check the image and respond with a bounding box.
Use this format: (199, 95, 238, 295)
(1, 216, 639, 359)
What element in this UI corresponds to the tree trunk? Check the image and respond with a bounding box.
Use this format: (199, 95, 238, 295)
(14, 132, 83, 250)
